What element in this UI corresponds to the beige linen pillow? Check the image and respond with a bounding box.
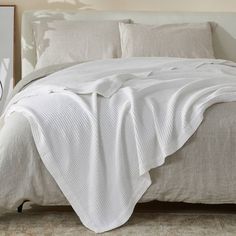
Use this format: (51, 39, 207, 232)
(119, 22, 215, 59)
(33, 19, 130, 70)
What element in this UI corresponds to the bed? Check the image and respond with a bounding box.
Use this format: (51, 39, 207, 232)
(1, 10, 236, 233)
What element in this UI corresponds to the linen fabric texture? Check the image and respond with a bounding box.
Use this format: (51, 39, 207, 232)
(119, 22, 215, 59)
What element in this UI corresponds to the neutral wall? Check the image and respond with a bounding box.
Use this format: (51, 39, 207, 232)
(1, 0, 236, 82)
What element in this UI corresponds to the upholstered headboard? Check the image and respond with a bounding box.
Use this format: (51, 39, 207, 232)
(22, 10, 236, 78)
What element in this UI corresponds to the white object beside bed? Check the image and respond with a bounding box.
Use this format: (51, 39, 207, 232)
(0, 6, 15, 113)
(22, 10, 236, 77)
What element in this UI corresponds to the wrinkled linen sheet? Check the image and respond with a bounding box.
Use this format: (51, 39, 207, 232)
(2, 57, 236, 232)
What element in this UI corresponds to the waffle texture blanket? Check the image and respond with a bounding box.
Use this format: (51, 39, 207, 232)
(3, 57, 236, 233)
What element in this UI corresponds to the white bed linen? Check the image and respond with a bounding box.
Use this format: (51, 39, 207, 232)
(3, 57, 236, 233)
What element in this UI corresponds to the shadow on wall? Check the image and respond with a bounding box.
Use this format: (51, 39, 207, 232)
(39, 0, 93, 10)
(13, 0, 95, 83)
(22, 12, 71, 75)
(23, 0, 95, 54)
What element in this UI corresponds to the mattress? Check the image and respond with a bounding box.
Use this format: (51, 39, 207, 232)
(1, 101, 236, 209)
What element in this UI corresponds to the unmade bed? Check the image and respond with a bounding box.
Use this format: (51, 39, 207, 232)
(1, 11, 236, 233)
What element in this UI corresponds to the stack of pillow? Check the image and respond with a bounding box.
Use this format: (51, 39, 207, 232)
(33, 18, 215, 70)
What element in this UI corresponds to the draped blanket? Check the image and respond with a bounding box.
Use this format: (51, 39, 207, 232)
(3, 57, 236, 233)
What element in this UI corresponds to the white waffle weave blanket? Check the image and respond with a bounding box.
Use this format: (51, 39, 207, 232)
(4, 57, 236, 233)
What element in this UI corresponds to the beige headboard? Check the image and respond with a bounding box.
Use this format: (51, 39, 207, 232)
(22, 10, 236, 78)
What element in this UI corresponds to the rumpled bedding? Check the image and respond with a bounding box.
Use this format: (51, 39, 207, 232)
(2, 57, 236, 233)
